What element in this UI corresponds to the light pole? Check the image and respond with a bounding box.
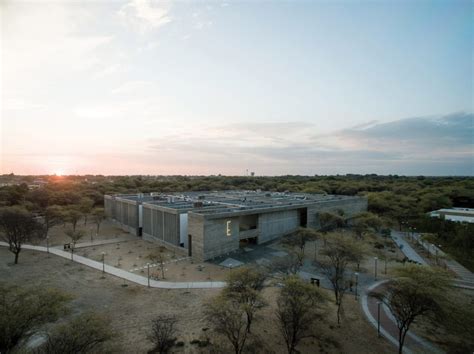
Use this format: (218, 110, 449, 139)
(354, 272, 359, 300)
(71, 247, 74, 261)
(90, 227, 93, 243)
(377, 302, 382, 337)
(374, 257, 378, 280)
(101, 252, 105, 274)
(147, 263, 150, 288)
(46, 236, 50, 253)
(384, 256, 387, 275)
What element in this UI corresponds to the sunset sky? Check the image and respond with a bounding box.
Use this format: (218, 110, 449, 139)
(1, 0, 473, 176)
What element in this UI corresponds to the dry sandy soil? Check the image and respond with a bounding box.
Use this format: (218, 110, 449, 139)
(34, 219, 133, 247)
(0, 247, 396, 354)
(74, 240, 229, 282)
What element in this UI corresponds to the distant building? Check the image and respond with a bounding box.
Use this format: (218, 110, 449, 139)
(104, 190, 367, 261)
(429, 208, 474, 224)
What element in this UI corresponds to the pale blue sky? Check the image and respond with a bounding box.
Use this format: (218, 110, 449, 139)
(1, 0, 473, 175)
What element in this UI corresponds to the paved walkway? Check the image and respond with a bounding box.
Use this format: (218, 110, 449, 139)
(391, 231, 427, 265)
(362, 280, 443, 354)
(0, 242, 225, 289)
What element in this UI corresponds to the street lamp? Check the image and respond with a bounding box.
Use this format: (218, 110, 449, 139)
(46, 236, 50, 253)
(71, 247, 74, 261)
(147, 263, 150, 288)
(377, 301, 382, 337)
(101, 252, 105, 274)
(354, 272, 359, 300)
(374, 257, 378, 280)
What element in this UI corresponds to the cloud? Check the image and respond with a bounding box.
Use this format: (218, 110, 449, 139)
(144, 113, 473, 175)
(118, 0, 172, 34)
(340, 112, 473, 145)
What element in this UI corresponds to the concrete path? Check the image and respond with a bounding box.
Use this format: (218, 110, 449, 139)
(391, 231, 427, 265)
(0, 242, 225, 289)
(362, 280, 444, 354)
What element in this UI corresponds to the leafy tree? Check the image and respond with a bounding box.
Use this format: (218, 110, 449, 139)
(147, 315, 178, 354)
(318, 233, 365, 324)
(42, 205, 63, 238)
(223, 267, 267, 333)
(0, 206, 44, 264)
(319, 212, 345, 231)
(0, 184, 29, 206)
(0, 283, 70, 353)
(371, 265, 451, 354)
(276, 276, 325, 354)
(267, 250, 304, 276)
(26, 188, 51, 209)
(39, 312, 113, 354)
(204, 295, 249, 354)
(79, 197, 95, 226)
(65, 206, 82, 232)
(281, 227, 320, 255)
(419, 192, 452, 213)
(92, 207, 106, 234)
(351, 212, 383, 239)
(65, 228, 84, 248)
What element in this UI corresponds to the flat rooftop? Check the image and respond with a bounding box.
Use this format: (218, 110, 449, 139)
(110, 190, 363, 216)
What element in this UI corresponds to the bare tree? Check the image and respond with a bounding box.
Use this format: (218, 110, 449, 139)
(204, 295, 249, 354)
(371, 265, 451, 354)
(147, 315, 178, 354)
(223, 266, 267, 333)
(39, 312, 113, 354)
(318, 233, 364, 324)
(0, 206, 44, 264)
(276, 276, 325, 354)
(148, 248, 167, 279)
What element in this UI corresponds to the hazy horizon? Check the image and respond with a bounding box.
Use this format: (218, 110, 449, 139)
(1, 0, 473, 176)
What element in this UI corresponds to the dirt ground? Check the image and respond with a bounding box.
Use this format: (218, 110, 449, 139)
(0, 247, 396, 354)
(74, 240, 229, 282)
(35, 219, 133, 247)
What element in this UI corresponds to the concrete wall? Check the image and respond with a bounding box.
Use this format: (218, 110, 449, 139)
(307, 196, 368, 228)
(188, 214, 239, 261)
(105, 196, 139, 236)
(258, 209, 299, 244)
(104, 195, 115, 218)
(141, 205, 181, 248)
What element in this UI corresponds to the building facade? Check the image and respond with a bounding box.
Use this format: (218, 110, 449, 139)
(104, 191, 367, 260)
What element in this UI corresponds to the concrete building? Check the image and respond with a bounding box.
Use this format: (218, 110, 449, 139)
(429, 208, 474, 224)
(104, 191, 367, 261)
